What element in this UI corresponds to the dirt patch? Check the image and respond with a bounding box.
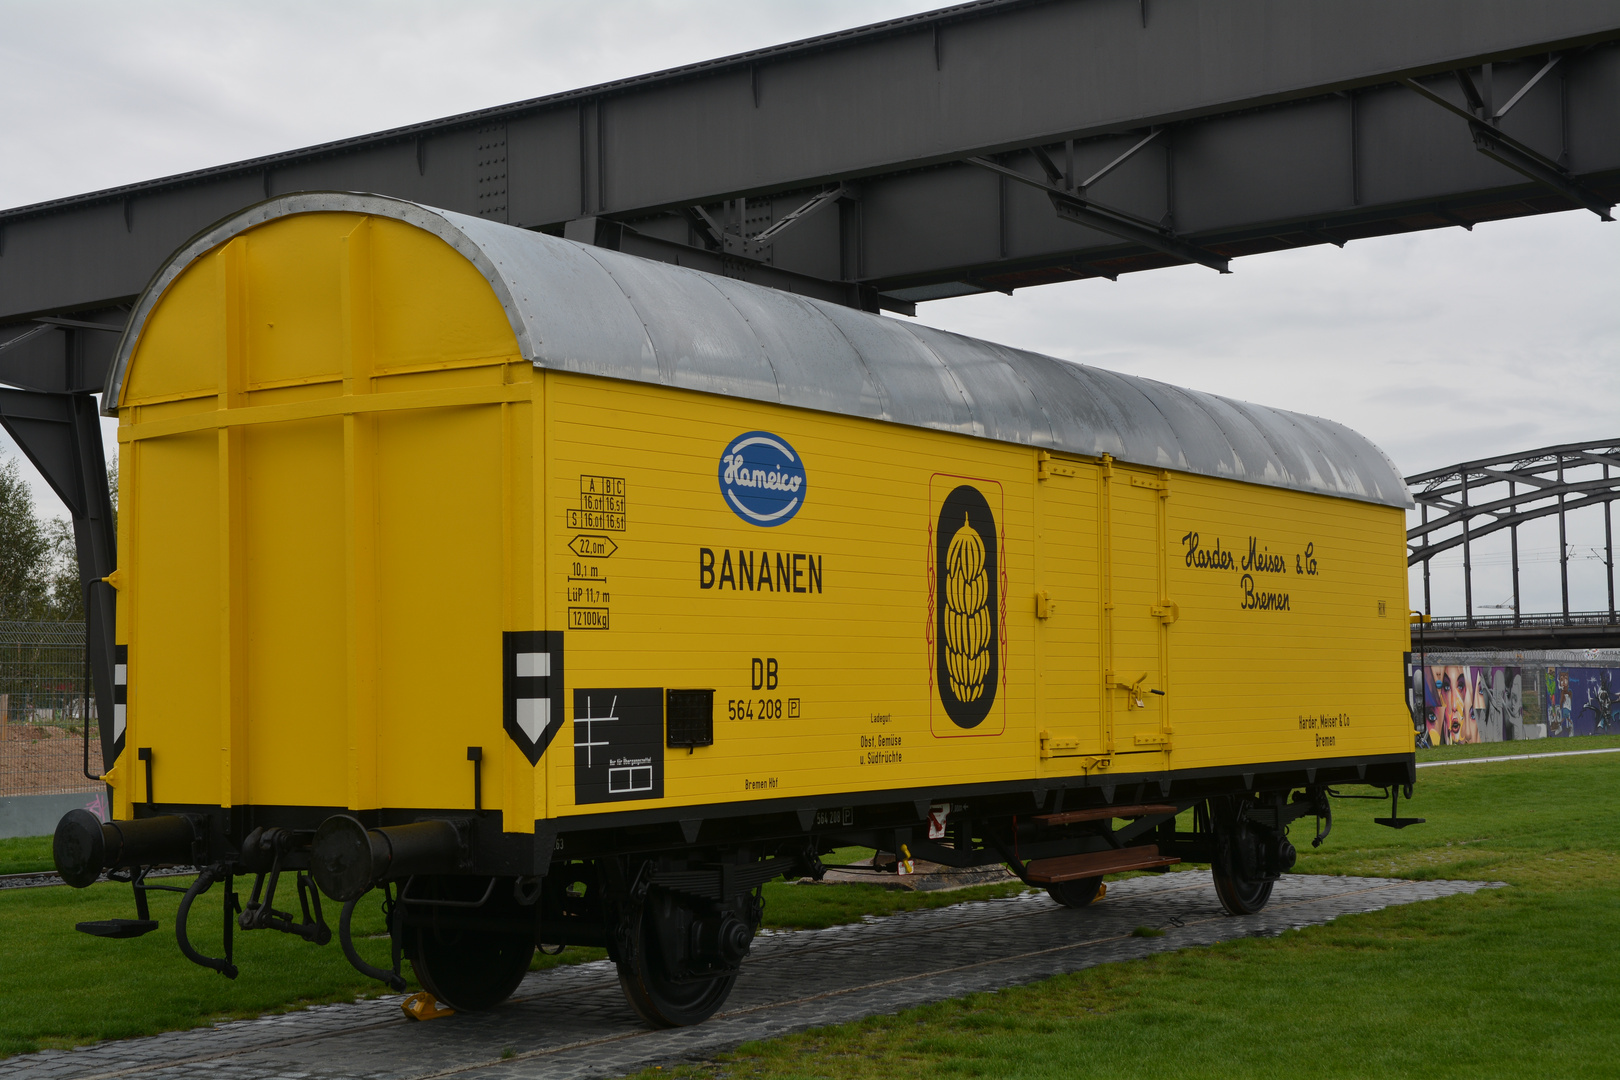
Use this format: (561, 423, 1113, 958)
(0, 722, 103, 797)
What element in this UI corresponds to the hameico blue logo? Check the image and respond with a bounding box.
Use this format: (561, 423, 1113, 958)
(718, 431, 807, 527)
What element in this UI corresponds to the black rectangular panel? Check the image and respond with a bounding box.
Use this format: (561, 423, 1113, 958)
(573, 686, 664, 803)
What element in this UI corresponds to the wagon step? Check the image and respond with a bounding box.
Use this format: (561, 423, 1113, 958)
(1032, 804, 1180, 826)
(76, 918, 160, 939)
(1023, 845, 1180, 884)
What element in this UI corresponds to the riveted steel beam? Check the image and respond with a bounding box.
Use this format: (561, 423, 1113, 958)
(1, 1, 1617, 317)
(1403, 72, 1616, 220)
(968, 154, 1230, 273)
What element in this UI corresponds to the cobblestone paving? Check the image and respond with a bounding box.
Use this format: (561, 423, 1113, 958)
(2, 871, 1497, 1080)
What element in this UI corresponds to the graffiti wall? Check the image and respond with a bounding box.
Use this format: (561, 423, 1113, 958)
(1541, 667, 1617, 739)
(1407, 660, 1619, 748)
(1419, 665, 1521, 747)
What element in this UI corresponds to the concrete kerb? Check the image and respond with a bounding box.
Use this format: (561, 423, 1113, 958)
(0, 791, 105, 841)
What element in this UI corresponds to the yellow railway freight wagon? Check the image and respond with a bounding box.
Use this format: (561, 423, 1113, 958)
(53, 193, 1418, 1026)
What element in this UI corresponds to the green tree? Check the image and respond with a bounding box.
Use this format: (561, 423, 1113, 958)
(0, 456, 49, 620)
(42, 457, 116, 622)
(45, 518, 82, 621)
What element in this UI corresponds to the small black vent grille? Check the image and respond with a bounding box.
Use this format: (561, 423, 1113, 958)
(666, 689, 715, 749)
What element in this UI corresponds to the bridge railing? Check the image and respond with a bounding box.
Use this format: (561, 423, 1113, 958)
(1422, 610, 1620, 632)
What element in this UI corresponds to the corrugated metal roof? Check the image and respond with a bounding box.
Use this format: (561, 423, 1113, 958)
(106, 192, 1411, 509)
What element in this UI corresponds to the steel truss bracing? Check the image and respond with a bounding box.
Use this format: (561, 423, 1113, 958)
(1406, 440, 1620, 648)
(0, 0, 1617, 328)
(0, 314, 124, 766)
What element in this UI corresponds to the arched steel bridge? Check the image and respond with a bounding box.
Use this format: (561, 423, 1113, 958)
(1408, 439, 1620, 650)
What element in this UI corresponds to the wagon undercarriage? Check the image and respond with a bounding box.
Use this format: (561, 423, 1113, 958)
(54, 753, 1415, 1024)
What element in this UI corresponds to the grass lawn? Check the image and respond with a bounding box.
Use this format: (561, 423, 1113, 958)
(0, 835, 54, 875)
(1414, 730, 1620, 763)
(3, 743, 1612, 1064)
(0, 878, 409, 1057)
(0, 849, 1023, 1057)
(635, 751, 1620, 1079)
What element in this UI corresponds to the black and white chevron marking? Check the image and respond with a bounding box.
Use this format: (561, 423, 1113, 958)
(504, 631, 564, 765)
(112, 643, 127, 759)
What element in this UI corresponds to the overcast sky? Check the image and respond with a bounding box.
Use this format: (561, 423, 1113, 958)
(2, 1, 1616, 613)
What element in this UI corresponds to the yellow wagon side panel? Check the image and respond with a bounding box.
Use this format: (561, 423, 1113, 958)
(237, 214, 352, 388)
(374, 402, 508, 812)
(1108, 468, 1172, 758)
(126, 431, 222, 808)
(120, 254, 225, 405)
(241, 418, 347, 807)
(114, 210, 531, 823)
(110, 198, 1410, 836)
(1163, 475, 1411, 768)
(539, 373, 1411, 819)
(542, 373, 1038, 818)
(1030, 458, 1103, 765)
(368, 218, 517, 372)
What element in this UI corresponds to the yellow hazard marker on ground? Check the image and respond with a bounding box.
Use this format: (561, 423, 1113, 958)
(401, 992, 455, 1021)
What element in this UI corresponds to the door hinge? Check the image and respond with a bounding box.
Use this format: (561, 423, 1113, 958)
(1040, 730, 1106, 763)
(1039, 730, 1080, 758)
(1151, 601, 1179, 624)
(1129, 474, 1169, 493)
(1133, 731, 1172, 748)
(1036, 450, 1079, 481)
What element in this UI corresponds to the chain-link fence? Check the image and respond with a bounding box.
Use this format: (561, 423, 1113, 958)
(0, 620, 103, 798)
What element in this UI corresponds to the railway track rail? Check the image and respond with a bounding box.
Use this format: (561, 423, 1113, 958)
(0, 868, 194, 891)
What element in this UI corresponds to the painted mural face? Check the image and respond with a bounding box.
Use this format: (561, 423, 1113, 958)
(1429, 665, 1479, 744)
(1455, 666, 1479, 743)
(1425, 667, 1446, 746)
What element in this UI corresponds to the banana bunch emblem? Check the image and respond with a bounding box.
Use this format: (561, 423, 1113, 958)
(943, 513, 992, 703)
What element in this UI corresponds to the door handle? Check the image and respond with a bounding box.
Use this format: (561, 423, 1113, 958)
(1115, 674, 1147, 708)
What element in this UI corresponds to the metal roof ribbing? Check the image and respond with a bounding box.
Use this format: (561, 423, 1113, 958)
(106, 192, 1411, 509)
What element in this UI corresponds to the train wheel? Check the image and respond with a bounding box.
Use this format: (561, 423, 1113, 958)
(404, 877, 535, 1011)
(616, 896, 740, 1028)
(409, 925, 534, 1011)
(1212, 858, 1273, 915)
(1046, 876, 1105, 908)
(1211, 804, 1274, 916)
